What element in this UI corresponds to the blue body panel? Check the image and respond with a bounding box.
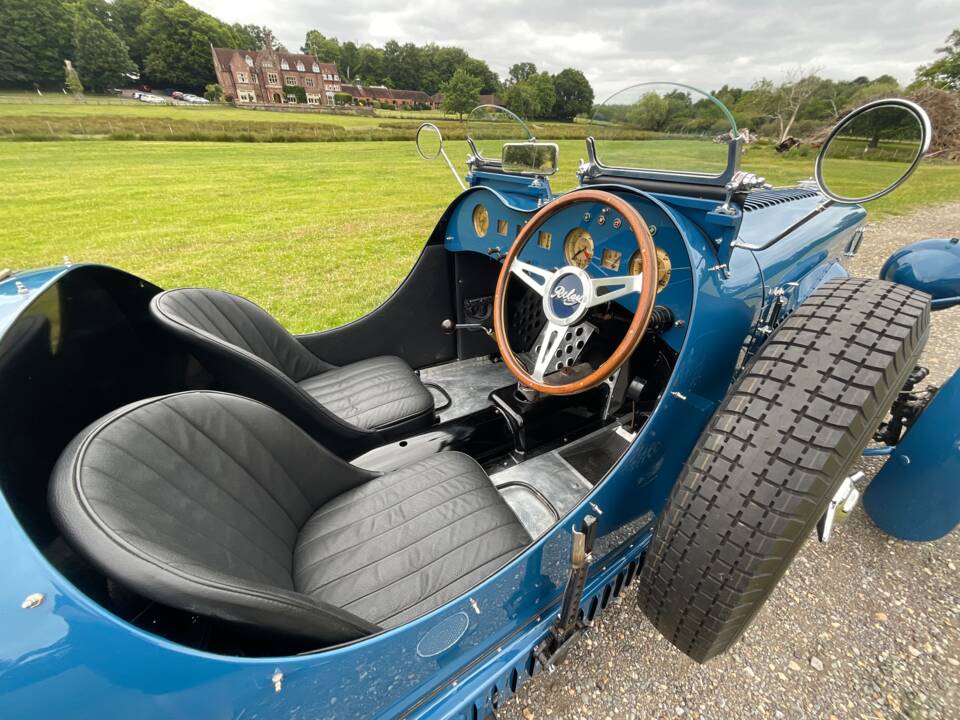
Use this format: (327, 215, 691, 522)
(0, 176, 868, 718)
(862, 369, 960, 542)
(880, 237, 960, 309)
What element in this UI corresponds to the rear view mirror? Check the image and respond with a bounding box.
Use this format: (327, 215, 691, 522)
(501, 142, 559, 176)
(415, 123, 465, 191)
(415, 123, 443, 160)
(815, 98, 931, 204)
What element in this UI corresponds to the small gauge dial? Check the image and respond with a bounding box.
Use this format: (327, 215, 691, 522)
(563, 228, 594, 269)
(472, 204, 489, 237)
(628, 246, 672, 292)
(601, 248, 621, 271)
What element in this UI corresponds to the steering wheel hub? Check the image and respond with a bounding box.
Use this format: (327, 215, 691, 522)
(544, 267, 592, 326)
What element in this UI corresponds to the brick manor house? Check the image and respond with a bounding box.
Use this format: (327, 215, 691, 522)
(212, 37, 342, 106)
(211, 33, 435, 109)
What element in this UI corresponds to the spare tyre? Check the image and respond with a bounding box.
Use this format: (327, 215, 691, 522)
(638, 278, 930, 662)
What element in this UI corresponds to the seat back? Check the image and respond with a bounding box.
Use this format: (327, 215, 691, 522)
(153, 288, 331, 381)
(151, 288, 373, 452)
(49, 391, 380, 644)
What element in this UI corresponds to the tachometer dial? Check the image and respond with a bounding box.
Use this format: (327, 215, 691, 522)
(472, 204, 489, 237)
(628, 246, 672, 292)
(563, 228, 594, 269)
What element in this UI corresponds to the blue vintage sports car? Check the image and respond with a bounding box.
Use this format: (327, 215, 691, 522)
(0, 85, 956, 719)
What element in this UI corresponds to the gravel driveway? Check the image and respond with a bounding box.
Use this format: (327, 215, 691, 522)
(500, 202, 960, 720)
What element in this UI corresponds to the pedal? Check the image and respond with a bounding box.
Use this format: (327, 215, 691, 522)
(534, 514, 598, 672)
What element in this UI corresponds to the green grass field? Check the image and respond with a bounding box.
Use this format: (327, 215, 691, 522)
(1, 136, 957, 333)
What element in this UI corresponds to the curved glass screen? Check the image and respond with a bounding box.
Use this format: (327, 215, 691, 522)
(589, 82, 737, 177)
(467, 105, 534, 161)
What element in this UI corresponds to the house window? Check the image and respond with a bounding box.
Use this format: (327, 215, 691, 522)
(305, 76, 314, 87)
(267, 72, 278, 85)
(307, 94, 321, 105)
(262, 60, 273, 68)
(245, 55, 254, 67)
(296, 61, 305, 71)
(280, 59, 289, 70)
(286, 94, 298, 103)
(236, 72, 247, 83)
(238, 91, 256, 103)
(333, 74, 340, 81)
(312, 63, 320, 72)
(330, 84, 340, 92)
(285, 76, 297, 86)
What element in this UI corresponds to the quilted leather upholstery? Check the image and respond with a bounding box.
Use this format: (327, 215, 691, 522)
(151, 288, 435, 456)
(49, 392, 530, 644)
(295, 452, 531, 627)
(153, 287, 331, 381)
(298, 356, 435, 431)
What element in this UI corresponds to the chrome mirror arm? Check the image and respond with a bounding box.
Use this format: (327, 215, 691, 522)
(440, 147, 466, 191)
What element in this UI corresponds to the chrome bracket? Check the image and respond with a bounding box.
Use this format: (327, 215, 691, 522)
(717, 170, 769, 216)
(817, 471, 863, 542)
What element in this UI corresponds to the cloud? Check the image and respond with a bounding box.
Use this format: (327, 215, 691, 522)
(193, 0, 955, 97)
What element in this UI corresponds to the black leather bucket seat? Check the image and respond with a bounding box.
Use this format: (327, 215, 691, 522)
(49, 392, 531, 645)
(151, 288, 436, 457)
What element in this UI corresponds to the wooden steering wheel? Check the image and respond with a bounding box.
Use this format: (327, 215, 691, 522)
(492, 189, 658, 395)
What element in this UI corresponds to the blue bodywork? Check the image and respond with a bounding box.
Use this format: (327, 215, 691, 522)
(862, 369, 960, 541)
(880, 237, 960, 309)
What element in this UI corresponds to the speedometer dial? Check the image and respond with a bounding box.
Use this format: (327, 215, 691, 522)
(629, 246, 672, 292)
(563, 228, 594, 269)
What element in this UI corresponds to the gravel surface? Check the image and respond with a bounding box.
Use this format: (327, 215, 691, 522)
(500, 202, 960, 720)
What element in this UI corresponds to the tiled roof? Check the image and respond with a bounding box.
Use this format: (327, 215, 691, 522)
(213, 47, 339, 76)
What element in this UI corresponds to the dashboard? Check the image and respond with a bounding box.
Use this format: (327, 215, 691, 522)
(444, 188, 693, 351)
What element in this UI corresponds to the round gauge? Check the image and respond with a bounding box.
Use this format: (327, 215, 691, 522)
(563, 228, 594, 269)
(472, 204, 489, 237)
(628, 246, 672, 292)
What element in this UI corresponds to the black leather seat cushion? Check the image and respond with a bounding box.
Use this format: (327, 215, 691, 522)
(150, 288, 435, 456)
(49, 392, 530, 644)
(298, 356, 435, 432)
(295, 452, 532, 627)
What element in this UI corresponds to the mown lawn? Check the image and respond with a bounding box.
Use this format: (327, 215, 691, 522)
(1, 139, 957, 333)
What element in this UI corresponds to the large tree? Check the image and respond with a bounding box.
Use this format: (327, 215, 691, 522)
(502, 81, 537, 118)
(232, 24, 281, 51)
(354, 44, 384, 85)
(138, 0, 239, 91)
(553, 68, 594, 120)
(302, 30, 340, 63)
(0, 0, 73, 87)
(748, 68, 823, 142)
(72, 6, 136, 92)
(916, 29, 960, 90)
(338, 41, 359, 81)
(507, 62, 537, 85)
(442, 67, 482, 120)
(110, 0, 151, 68)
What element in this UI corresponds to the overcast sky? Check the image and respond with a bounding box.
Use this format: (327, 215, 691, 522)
(191, 0, 956, 99)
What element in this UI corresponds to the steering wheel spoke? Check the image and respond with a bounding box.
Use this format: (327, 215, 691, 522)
(510, 260, 553, 296)
(530, 321, 567, 381)
(588, 273, 644, 307)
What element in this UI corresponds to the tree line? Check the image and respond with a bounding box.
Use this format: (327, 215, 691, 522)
(0, 0, 956, 133)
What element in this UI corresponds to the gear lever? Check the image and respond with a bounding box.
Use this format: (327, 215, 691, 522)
(441, 319, 493, 338)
